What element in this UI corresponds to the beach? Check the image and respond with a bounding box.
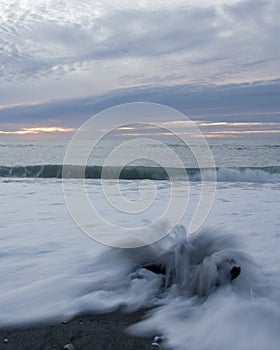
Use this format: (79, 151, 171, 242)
(0, 311, 154, 350)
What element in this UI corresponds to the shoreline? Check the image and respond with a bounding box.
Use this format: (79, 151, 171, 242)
(0, 311, 156, 350)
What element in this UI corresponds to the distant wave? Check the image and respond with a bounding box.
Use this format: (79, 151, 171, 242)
(0, 164, 280, 182)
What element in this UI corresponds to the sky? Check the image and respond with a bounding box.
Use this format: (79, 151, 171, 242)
(0, 0, 279, 140)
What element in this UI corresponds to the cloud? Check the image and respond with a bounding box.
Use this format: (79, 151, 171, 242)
(1, 80, 279, 132)
(0, 0, 279, 93)
(2, 3, 218, 82)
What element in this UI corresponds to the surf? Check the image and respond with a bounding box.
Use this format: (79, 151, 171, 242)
(1, 164, 280, 182)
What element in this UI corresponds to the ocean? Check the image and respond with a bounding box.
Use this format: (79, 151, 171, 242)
(1, 138, 280, 350)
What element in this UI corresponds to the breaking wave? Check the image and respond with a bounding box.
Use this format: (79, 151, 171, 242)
(81, 224, 276, 350)
(0, 165, 279, 182)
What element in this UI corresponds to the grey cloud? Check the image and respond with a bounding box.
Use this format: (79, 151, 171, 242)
(1, 0, 279, 84)
(220, 0, 280, 55)
(1, 80, 279, 129)
(90, 7, 218, 58)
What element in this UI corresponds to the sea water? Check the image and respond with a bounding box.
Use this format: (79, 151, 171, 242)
(0, 139, 280, 350)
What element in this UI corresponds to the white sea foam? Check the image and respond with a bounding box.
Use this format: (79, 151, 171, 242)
(0, 179, 280, 350)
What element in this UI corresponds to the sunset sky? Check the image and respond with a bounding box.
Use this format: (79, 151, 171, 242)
(0, 0, 279, 139)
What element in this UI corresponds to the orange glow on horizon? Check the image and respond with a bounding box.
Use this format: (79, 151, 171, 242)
(0, 127, 75, 135)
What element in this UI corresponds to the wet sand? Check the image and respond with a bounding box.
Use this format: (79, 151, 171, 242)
(0, 311, 157, 350)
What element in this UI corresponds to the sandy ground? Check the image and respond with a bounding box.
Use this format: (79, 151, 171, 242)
(0, 311, 158, 350)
